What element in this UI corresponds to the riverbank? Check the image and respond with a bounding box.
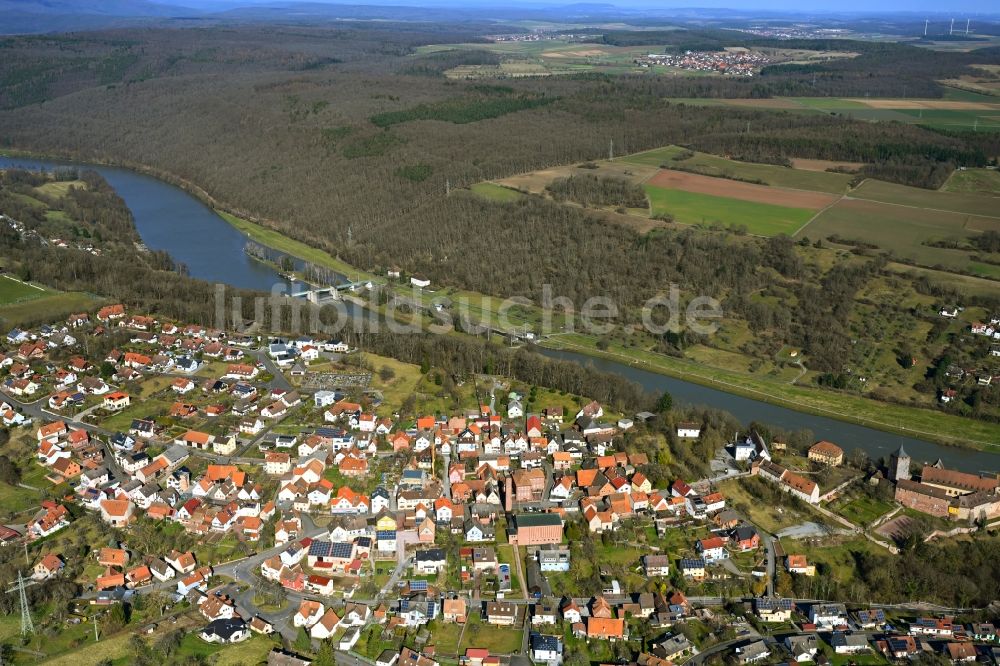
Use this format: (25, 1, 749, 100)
(540, 333, 1000, 451)
(217, 211, 379, 286)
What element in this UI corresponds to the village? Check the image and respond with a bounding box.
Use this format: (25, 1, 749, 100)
(0, 304, 998, 665)
(633, 50, 770, 76)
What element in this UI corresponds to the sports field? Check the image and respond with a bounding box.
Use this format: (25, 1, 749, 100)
(645, 186, 815, 236)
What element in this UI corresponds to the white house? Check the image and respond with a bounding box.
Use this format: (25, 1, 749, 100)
(676, 422, 701, 439)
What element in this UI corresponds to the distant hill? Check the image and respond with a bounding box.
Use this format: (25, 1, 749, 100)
(0, 0, 201, 33)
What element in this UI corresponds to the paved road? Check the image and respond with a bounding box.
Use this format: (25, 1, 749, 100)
(759, 531, 776, 597)
(683, 630, 760, 666)
(440, 453, 451, 499)
(380, 554, 412, 596)
(248, 348, 292, 391)
(5, 393, 130, 483)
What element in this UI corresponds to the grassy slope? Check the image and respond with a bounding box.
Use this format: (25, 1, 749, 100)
(942, 168, 1000, 196)
(852, 179, 1000, 218)
(217, 210, 379, 283)
(645, 186, 814, 236)
(0, 291, 100, 328)
(0, 275, 46, 304)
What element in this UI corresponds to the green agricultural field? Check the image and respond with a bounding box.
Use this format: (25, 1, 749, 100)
(469, 182, 524, 202)
(942, 168, 1000, 196)
(624, 146, 853, 193)
(0, 275, 46, 305)
(851, 180, 1000, 217)
(894, 108, 1000, 130)
(786, 95, 1000, 131)
(800, 198, 1000, 276)
(645, 186, 815, 236)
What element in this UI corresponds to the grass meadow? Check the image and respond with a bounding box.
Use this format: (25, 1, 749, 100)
(645, 186, 815, 236)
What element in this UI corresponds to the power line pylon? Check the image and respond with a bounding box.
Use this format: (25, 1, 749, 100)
(17, 571, 33, 636)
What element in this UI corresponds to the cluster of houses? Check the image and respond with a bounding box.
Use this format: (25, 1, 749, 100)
(14, 303, 1000, 665)
(749, 599, 1000, 664)
(291, 598, 371, 646)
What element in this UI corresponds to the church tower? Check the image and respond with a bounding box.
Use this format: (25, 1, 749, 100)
(889, 444, 911, 482)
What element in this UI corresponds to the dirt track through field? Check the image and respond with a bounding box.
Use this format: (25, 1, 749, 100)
(646, 169, 840, 209)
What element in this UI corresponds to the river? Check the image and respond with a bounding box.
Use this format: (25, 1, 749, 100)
(3, 155, 997, 474)
(0, 155, 310, 292)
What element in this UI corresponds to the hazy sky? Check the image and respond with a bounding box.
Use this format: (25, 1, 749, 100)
(155, 0, 999, 16)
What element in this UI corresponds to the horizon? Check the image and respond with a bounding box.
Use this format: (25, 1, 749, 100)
(5, 0, 997, 18)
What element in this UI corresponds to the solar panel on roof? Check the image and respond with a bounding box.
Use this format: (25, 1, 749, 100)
(409, 580, 428, 592)
(308, 540, 334, 557)
(331, 542, 353, 558)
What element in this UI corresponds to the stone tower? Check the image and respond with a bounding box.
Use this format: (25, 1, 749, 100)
(889, 444, 911, 482)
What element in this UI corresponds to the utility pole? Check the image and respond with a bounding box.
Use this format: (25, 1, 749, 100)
(609, 139, 614, 162)
(93, 613, 99, 641)
(950, 18, 954, 36)
(17, 571, 32, 637)
(966, 19, 970, 35)
(445, 179, 450, 197)
(924, 19, 928, 37)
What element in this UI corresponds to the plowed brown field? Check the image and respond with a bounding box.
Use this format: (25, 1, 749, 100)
(646, 169, 839, 209)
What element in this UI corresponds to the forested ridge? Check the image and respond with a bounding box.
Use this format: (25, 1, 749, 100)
(1, 26, 993, 285)
(1, 26, 999, 422)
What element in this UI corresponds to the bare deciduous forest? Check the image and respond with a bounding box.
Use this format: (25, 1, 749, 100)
(0, 26, 996, 299)
(2, 26, 1000, 424)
